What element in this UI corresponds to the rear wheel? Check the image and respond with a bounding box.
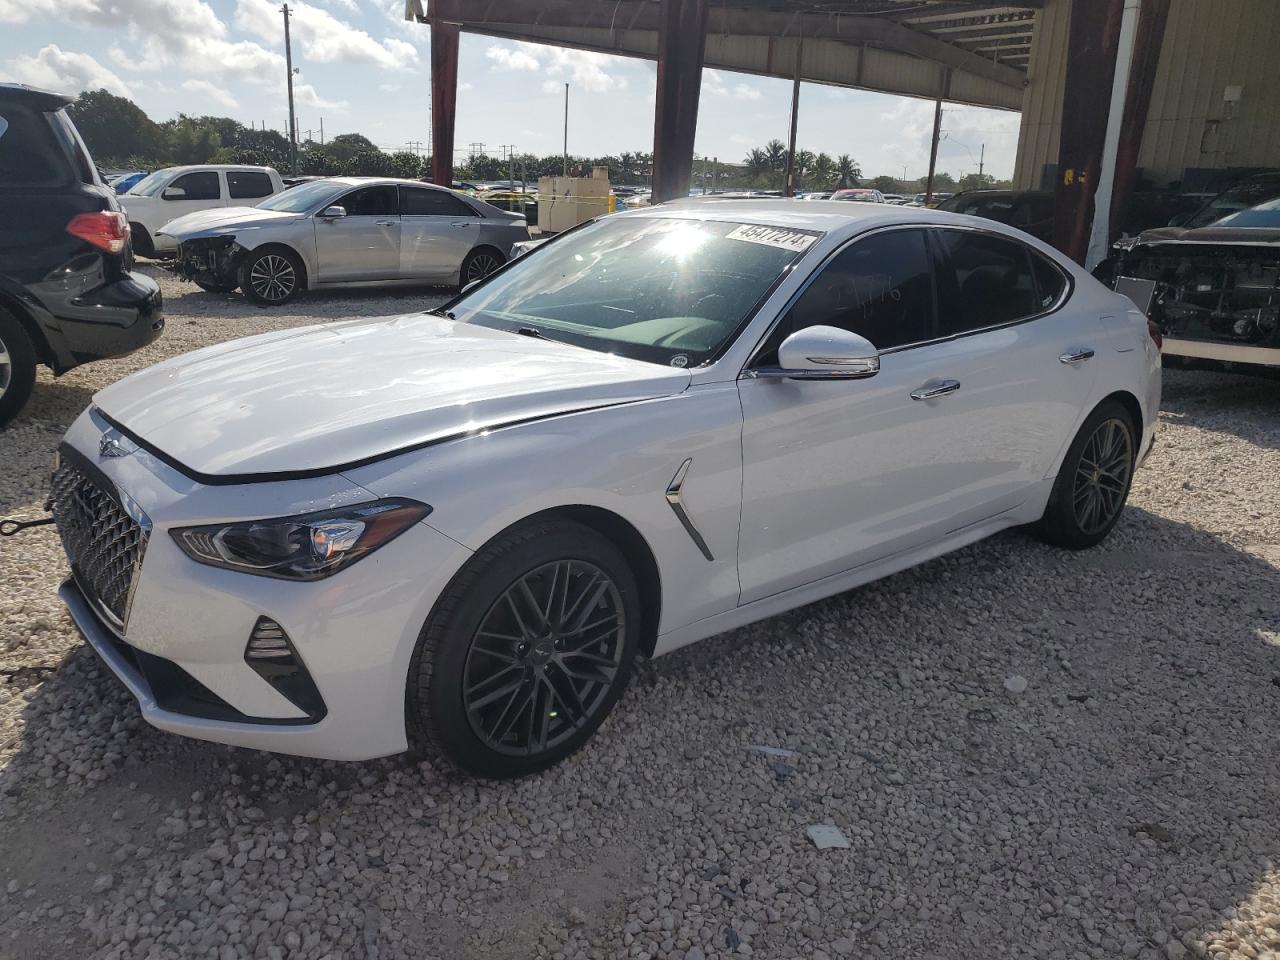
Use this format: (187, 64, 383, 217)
(0, 307, 37, 429)
(407, 518, 640, 778)
(460, 247, 505, 287)
(1035, 401, 1136, 549)
(238, 248, 302, 306)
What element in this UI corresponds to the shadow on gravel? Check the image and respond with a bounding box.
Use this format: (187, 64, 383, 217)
(3, 502, 1280, 959)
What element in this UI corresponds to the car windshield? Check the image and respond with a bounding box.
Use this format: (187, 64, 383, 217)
(938, 194, 1015, 219)
(257, 179, 341, 212)
(448, 216, 820, 367)
(126, 169, 174, 197)
(1188, 178, 1280, 228)
(1212, 198, 1280, 228)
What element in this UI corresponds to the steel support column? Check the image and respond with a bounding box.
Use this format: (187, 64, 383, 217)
(1109, 0, 1171, 239)
(651, 0, 709, 204)
(1050, 0, 1125, 262)
(430, 17, 460, 188)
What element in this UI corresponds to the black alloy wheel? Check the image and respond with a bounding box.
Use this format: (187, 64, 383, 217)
(1034, 400, 1137, 550)
(407, 518, 640, 778)
(462, 248, 504, 286)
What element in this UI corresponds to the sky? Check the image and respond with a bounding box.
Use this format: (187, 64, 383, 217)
(0, 0, 1022, 180)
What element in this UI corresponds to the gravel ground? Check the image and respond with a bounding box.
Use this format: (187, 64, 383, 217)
(2, 268, 1280, 960)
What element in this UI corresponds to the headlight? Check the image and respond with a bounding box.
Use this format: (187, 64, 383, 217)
(171, 499, 431, 580)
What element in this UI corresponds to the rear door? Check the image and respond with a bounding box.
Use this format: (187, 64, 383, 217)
(226, 169, 275, 207)
(397, 185, 481, 280)
(314, 184, 400, 282)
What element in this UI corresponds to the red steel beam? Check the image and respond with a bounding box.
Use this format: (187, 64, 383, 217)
(1109, 0, 1171, 238)
(651, 0, 709, 203)
(430, 17, 460, 188)
(1050, 0, 1125, 262)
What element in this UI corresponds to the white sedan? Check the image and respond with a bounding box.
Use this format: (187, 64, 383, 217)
(50, 200, 1160, 778)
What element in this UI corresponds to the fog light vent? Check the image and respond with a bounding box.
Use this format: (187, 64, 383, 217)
(243, 617, 327, 721)
(246, 617, 292, 660)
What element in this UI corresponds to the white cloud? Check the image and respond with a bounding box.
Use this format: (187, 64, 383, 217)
(486, 41, 626, 93)
(4, 44, 133, 98)
(181, 78, 238, 110)
(0, 0, 96, 21)
(704, 69, 761, 101)
(295, 82, 348, 111)
(234, 0, 416, 70)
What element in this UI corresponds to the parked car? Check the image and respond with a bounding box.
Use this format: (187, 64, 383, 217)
(912, 191, 955, 207)
(120, 164, 285, 257)
(111, 171, 147, 195)
(1100, 197, 1280, 371)
(831, 188, 885, 203)
(1172, 172, 1280, 230)
(159, 177, 530, 305)
(49, 199, 1158, 776)
(0, 84, 162, 428)
(936, 190, 1054, 242)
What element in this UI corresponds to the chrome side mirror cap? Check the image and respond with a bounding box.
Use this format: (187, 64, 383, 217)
(318, 205, 347, 219)
(749, 325, 880, 381)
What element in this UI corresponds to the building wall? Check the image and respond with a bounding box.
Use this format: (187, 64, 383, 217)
(1014, 0, 1280, 190)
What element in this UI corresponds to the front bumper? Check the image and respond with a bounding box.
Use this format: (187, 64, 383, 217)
(52, 409, 473, 761)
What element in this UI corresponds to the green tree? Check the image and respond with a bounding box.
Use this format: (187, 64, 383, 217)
(389, 151, 424, 179)
(326, 133, 380, 163)
(958, 172, 996, 193)
(67, 90, 165, 164)
(763, 139, 787, 173)
(342, 149, 393, 177)
(872, 175, 899, 193)
(811, 153, 835, 189)
(931, 171, 957, 191)
(165, 117, 220, 164)
(836, 154, 861, 188)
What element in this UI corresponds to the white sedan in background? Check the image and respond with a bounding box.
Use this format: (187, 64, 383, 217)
(157, 177, 530, 305)
(50, 200, 1160, 778)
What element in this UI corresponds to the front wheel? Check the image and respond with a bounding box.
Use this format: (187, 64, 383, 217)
(238, 249, 302, 306)
(407, 518, 640, 778)
(460, 247, 505, 287)
(1035, 401, 1137, 550)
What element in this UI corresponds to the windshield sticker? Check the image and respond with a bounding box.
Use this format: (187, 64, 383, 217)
(725, 224, 816, 253)
(670, 354, 689, 368)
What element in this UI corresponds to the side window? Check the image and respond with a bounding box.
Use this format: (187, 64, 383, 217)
(227, 170, 274, 199)
(168, 171, 220, 201)
(782, 229, 934, 351)
(933, 230, 1039, 336)
(400, 186, 476, 217)
(1031, 252, 1069, 311)
(0, 106, 70, 187)
(341, 185, 398, 216)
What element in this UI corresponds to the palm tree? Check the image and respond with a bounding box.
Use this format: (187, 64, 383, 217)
(744, 148, 768, 179)
(836, 154, 861, 188)
(794, 149, 816, 189)
(812, 152, 835, 189)
(764, 139, 788, 173)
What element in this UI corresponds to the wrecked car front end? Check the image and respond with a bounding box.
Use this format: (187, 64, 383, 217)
(172, 234, 242, 288)
(1102, 227, 1280, 370)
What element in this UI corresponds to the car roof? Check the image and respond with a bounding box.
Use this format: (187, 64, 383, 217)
(0, 82, 72, 110)
(157, 164, 278, 174)
(635, 196, 1021, 233)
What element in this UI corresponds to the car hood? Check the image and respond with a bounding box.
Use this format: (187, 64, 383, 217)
(92, 314, 691, 479)
(1119, 225, 1280, 250)
(156, 207, 301, 240)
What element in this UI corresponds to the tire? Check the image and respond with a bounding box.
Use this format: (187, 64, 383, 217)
(195, 280, 239, 294)
(129, 224, 154, 259)
(0, 307, 37, 430)
(238, 248, 303, 306)
(460, 247, 505, 287)
(407, 518, 641, 779)
(1034, 400, 1137, 550)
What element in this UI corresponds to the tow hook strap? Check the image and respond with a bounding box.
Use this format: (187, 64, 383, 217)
(0, 515, 55, 537)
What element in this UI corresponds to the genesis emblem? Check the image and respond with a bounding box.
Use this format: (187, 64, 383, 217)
(98, 431, 135, 459)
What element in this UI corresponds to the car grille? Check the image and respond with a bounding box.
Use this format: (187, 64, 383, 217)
(49, 458, 148, 630)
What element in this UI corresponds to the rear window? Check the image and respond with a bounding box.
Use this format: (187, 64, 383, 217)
(0, 105, 71, 187)
(934, 230, 1039, 336)
(227, 170, 274, 199)
(400, 186, 475, 217)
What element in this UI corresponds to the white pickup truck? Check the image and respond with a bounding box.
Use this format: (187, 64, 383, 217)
(120, 165, 285, 257)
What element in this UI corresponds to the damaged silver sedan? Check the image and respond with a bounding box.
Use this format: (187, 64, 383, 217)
(157, 177, 531, 306)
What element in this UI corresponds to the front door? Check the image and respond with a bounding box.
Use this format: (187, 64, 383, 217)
(737, 228, 970, 603)
(398, 185, 482, 281)
(160, 169, 224, 220)
(314, 184, 401, 282)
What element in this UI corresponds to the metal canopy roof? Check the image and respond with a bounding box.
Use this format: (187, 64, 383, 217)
(406, 0, 1038, 110)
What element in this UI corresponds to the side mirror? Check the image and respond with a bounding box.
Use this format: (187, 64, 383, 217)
(161, 186, 186, 200)
(319, 205, 347, 219)
(750, 325, 880, 381)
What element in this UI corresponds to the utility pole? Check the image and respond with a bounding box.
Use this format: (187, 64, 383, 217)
(978, 142, 985, 178)
(319, 117, 324, 146)
(562, 83, 569, 177)
(282, 3, 297, 175)
(925, 97, 943, 204)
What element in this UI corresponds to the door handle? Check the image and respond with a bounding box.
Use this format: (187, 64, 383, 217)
(910, 379, 961, 401)
(450, 222, 472, 228)
(1059, 347, 1095, 364)
(375, 220, 397, 226)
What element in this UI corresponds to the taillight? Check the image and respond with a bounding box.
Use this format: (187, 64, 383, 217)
(66, 211, 129, 254)
(1147, 317, 1163, 351)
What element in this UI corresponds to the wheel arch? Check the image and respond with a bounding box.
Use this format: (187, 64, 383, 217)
(0, 290, 54, 368)
(128, 222, 154, 258)
(461, 244, 507, 283)
(1098, 389, 1143, 440)
(506, 504, 663, 659)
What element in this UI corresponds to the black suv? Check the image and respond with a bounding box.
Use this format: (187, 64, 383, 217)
(0, 84, 163, 427)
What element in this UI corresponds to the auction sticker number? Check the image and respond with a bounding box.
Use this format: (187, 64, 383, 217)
(725, 224, 817, 253)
